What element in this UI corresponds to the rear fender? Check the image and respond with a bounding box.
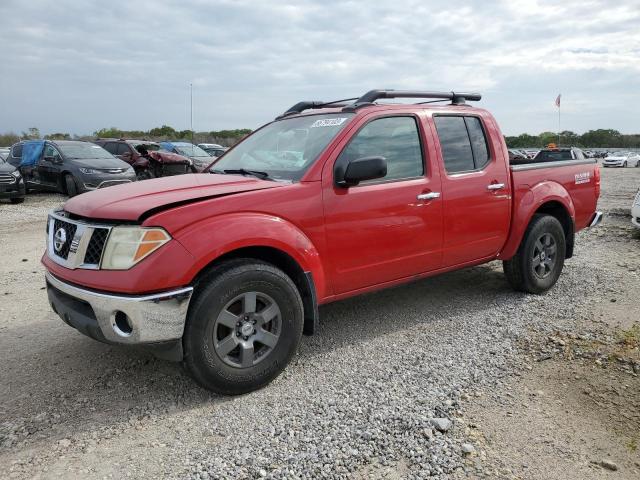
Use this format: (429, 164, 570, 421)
(498, 180, 575, 260)
(175, 212, 327, 300)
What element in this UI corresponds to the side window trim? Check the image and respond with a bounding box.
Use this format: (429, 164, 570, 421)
(433, 114, 492, 175)
(336, 114, 427, 187)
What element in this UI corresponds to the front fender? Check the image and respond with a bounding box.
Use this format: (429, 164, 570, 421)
(174, 212, 328, 300)
(498, 180, 575, 260)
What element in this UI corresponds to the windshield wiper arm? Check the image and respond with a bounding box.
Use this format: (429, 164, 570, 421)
(215, 168, 271, 180)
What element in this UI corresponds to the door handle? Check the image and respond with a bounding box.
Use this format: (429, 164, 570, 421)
(487, 183, 505, 191)
(417, 192, 441, 200)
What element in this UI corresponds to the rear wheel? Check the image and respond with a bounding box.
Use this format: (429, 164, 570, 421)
(183, 259, 304, 395)
(64, 174, 78, 197)
(503, 214, 566, 294)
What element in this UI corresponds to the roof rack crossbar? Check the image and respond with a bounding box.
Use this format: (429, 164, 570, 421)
(354, 89, 481, 106)
(276, 97, 360, 119)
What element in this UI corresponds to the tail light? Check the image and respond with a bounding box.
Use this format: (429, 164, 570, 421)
(594, 165, 601, 198)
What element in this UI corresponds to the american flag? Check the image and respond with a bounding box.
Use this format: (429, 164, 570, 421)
(555, 94, 561, 108)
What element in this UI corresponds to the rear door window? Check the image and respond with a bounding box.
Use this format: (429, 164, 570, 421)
(434, 116, 491, 173)
(116, 143, 131, 155)
(434, 116, 474, 173)
(102, 142, 118, 155)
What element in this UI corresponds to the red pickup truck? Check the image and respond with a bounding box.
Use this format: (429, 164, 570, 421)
(43, 90, 602, 394)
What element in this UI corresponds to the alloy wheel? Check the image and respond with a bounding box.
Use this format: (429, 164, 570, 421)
(532, 233, 557, 279)
(213, 291, 281, 368)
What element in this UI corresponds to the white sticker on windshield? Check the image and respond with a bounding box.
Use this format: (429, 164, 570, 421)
(310, 118, 348, 128)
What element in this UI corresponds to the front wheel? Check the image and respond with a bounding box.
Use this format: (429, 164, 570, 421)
(64, 174, 78, 197)
(183, 259, 304, 395)
(503, 214, 566, 294)
(623, 161, 627, 168)
(10, 197, 25, 204)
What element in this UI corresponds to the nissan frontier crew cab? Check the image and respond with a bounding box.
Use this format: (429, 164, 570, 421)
(43, 89, 602, 395)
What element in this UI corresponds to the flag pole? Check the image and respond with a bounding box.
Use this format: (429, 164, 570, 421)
(558, 100, 561, 145)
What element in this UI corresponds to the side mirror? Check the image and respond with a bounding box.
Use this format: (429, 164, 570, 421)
(335, 156, 387, 187)
(43, 155, 55, 163)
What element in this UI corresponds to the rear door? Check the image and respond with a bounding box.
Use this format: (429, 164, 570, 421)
(322, 113, 443, 294)
(431, 114, 511, 267)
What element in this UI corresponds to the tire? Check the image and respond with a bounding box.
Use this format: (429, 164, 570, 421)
(623, 161, 627, 168)
(503, 214, 566, 294)
(10, 197, 25, 204)
(136, 169, 154, 181)
(64, 174, 78, 197)
(183, 259, 304, 395)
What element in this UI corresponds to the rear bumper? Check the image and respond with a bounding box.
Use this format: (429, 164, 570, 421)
(588, 211, 603, 227)
(45, 271, 193, 345)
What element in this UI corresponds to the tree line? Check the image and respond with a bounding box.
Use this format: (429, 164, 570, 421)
(505, 129, 640, 149)
(0, 125, 253, 148)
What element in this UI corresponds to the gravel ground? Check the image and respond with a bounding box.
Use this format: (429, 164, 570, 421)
(0, 165, 639, 479)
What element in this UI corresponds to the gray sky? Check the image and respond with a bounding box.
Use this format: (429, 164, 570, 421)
(1, 0, 639, 136)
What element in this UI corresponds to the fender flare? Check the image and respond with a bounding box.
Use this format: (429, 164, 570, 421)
(175, 212, 328, 300)
(498, 181, 575, 260)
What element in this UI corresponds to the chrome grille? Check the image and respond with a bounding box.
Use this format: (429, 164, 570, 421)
(0, 173, 15, 184)
(84, 228, 110, 265)
(47, 210, 113, 270)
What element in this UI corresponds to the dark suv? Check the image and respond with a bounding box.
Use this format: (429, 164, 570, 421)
(0, 154, 26, 203)
(12, 140, 136, 196)
(94, 139, 193, 179)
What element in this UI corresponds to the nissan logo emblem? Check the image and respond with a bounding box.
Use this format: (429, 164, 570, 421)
(54, 228, 67, 253)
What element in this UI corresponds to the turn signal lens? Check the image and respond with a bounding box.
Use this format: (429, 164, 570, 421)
(101, 227, 171, 270)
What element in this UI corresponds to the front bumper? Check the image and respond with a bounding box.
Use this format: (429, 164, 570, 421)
(45, 271, 193, 345)
(602, 161, 625, 167)
(0, 177, 26, 198)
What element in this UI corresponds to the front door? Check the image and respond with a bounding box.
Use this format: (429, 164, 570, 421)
(323, 114, 443, 295)
(38, 144, 63, 187)
(432, 114, 511, 267)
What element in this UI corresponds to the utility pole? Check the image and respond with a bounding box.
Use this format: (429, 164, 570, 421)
(190, 83, 194, 151)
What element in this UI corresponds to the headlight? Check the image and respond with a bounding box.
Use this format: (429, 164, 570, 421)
(127, 166, 135, 174)
(79, 167, 98, 174)
(10, 170, 21, 179)
(101, 227, 171, 270)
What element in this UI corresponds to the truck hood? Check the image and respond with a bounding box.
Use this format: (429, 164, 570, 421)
(63, 173, 285, 221)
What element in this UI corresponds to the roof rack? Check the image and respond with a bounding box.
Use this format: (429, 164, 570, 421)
(276, 89, 481, 119)
(277, 97, 359, 119)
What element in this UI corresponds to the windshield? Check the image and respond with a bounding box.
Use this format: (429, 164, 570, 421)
(58, 143, 115, 159)
(534, 150, 573, 161)
(174, 144, 210, 158)
(211, 113, 354, 181)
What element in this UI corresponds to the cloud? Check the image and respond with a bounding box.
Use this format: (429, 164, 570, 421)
(0, 0, 638, 135)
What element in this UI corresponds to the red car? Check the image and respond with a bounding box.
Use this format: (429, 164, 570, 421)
(43, 89, 601, 394)
(94, 139, 193, 180)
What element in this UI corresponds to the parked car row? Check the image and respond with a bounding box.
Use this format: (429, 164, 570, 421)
(0, 138, 230, 203)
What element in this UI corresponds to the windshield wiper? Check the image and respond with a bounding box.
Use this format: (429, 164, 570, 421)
(210, 168, 271, 180)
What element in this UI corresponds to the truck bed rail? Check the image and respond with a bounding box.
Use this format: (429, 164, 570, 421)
(510, 158, 597, 172)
